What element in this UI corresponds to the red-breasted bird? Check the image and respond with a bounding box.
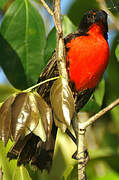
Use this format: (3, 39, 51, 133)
(7, 9, 110, 171)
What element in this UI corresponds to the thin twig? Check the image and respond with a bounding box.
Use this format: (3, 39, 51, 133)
(79, 98, 119, 129)
(40, 0, 53, 16)
(53, 0, 68, 81)
(41, 0, 68, 81)
(97, 0, 119, 31)
(53, 0, 62, 34)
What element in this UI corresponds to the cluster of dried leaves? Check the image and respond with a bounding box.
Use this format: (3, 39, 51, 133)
(0, 78, 75, 154)
(0, 91, 52, 146)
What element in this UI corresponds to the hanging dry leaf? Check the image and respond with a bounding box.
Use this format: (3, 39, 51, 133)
(50, 78, 75, 131)
(0, 94, 16, 145)
(11, 92, 39, 142)
(34, 91, 53, 140)
(53, 113, 67, 132)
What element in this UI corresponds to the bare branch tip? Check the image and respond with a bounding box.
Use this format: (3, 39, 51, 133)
(41, 0, 53, 16)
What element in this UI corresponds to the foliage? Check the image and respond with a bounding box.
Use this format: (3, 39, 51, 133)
(0, 0, 119, 180)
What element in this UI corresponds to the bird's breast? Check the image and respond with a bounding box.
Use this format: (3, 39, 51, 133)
(66, 33, 110, 91)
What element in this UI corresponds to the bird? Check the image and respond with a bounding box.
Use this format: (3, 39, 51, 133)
(7, 9, 110, 171)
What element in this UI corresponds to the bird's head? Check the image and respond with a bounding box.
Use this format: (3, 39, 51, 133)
(79, 9, 108, 39)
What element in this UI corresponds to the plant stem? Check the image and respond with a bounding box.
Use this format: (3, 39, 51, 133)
(53, 0, 68, 81)
(79, 98, 119, 129)
(25, 76, 60, 92)
(77, 129, 87, 180)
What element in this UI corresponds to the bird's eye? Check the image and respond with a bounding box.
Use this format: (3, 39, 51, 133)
(87, 14, 91, 19)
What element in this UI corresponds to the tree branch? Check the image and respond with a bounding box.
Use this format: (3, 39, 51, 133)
(41, 0, 68, 81)
(40, 0, 53, 16)
(53, 0, 68, 81)
(74, 98, 119, 180)
(79, 98, 119, 129)
(77, 129, 87, 180)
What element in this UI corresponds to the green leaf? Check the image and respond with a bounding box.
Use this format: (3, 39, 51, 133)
(0, 0, 46, 88)
(115, 44, 119, 61)
(68, 0, 99, 26)
(0, 0, 7, 10)
(63, 165, 74, 180)
(50, 78, 75, 131)
(66, 164, 78, 180)
(44, 27, 56, 64)
(0, 140, 30, 180)
(62, 15, 77, 37)
(81, 98, 100, 113)
(105, 33, 119, 130)
(94, 78, 105, 107)
(0, 34, 27, 89)
(12, 166, 31, 180)
(81, 78, 105, 113)
(0, 84, 16, 102)
(87, 159, 119, 180)
(0, 140, 17, 180)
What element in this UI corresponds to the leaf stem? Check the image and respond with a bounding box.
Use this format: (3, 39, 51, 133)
(25, 76, 60, 92)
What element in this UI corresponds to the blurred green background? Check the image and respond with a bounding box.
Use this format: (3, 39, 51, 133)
(0, 0, 119, 179)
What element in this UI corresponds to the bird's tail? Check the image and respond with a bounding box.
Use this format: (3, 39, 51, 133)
(7, 122, 57, 171)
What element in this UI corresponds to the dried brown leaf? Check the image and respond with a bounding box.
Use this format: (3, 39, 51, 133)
(34, 91, 53, 140)
(50, 78, 75, 130)
(0, 94, 16, 145)
(53, 113, 67, 132)
(11, 92, 39, 141)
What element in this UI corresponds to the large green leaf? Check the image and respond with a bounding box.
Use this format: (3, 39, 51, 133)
(0, 141, 16, 180)
(94, 78, 105, 107)
(81, 98, 100, 113)
(105, 33, 119, 130)
(62, 15, 77, 37)
(0, 34, 27, 89)
(44, 27, 56, 64)
(115, 44, 119, 61)
(0, 84, 16, 102)
(0, 0, 7, 10)
(12, 166, 31, 180)
(87, 158, 119, 180)
(0, 0, 46, 89)
(0, 140, 31, 180)
(67, 0, 99, 25)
